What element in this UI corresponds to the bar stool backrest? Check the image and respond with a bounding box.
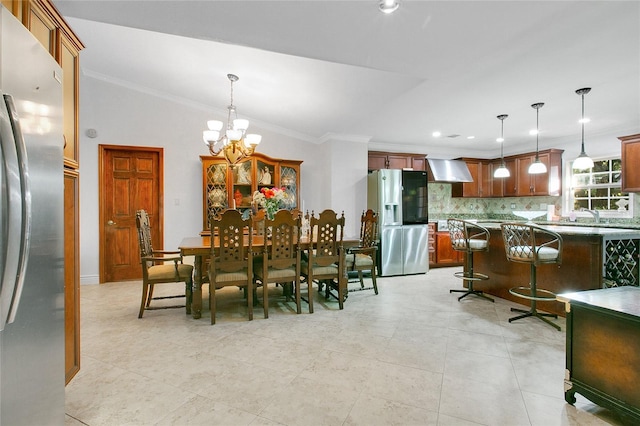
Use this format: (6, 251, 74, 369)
(501, 223, 563, 267)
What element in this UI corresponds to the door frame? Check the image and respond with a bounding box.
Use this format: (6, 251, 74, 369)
(98, 144, 164, 283)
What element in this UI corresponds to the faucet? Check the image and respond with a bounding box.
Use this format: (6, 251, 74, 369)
(580, 208, 600, 223)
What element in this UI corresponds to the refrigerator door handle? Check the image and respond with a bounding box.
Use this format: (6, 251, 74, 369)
(1, 95, 31, 328)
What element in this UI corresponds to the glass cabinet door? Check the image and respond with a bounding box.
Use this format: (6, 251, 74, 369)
(280, 165, 298, 209)
(205, 161, 228, 230)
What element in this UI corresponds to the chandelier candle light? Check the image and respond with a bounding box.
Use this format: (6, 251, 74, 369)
(572, 87, 594, 170)
(494, 114, 510, 178)
(202, 73, 261, 165)
(528, 102, 547, 174)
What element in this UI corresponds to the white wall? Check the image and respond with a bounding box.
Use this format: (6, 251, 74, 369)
(78, 76, 367, 284)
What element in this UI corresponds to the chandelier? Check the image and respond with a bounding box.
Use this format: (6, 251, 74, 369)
(202, 73, 261, 165)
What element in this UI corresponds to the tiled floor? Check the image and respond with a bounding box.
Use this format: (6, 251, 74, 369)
(65, 267, 626, 426)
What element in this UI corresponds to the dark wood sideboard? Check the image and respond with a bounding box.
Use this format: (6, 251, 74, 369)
(557, 287, 640, 424)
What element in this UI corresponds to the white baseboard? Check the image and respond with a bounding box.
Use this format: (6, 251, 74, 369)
(80, 275, 100, 285)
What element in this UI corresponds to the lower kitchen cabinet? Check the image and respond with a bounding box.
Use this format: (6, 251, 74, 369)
(433, 231, 463, 267)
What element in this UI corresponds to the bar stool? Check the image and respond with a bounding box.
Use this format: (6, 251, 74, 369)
(447, 219, 494, 302)
(500, 223, 563, 331)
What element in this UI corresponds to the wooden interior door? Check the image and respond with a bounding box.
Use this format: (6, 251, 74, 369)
(99, 145, 163, 283)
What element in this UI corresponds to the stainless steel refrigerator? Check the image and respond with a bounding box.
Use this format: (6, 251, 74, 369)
(367, 169, 429, 276)
(1, 6, 65, 425)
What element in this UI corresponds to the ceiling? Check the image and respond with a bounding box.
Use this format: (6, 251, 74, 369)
(52, 0, 640, 158)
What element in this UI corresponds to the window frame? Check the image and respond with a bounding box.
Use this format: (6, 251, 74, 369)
(563, 156, 634, 219)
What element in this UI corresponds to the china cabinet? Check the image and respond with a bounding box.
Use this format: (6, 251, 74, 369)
(201, 153, 302, 234)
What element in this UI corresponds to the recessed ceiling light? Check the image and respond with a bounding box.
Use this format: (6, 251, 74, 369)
(432, 131, 441, 137)
(467, 136, 475, 139)
(379, 0, 400, 14)
(496, 137, 504, 143)
(529, 129, 538, 136)
(579, 117, 591, 124)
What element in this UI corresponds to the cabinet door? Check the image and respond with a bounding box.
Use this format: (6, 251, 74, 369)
(387, 154, 410, 169)
(26, 0, 56, 54)
(64, 169, 80, 384)
(60, 35, 80, 168)
(368, 153, 387, 170)
(279, 163, 300, 209)
(490, 160, 505, 197)
(411, 156, 426, 171)
(202, 157, 229, 232)
(436, 232, 462, 264)
(620, 135, 640, 192)
(516, 156, 534, 195)
(503, 158, 518, 196)
(480, 161, 493, 197)
(531, 153, 551, 195)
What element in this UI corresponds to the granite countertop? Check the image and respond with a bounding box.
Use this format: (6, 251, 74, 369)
(474, 221, 640, 237)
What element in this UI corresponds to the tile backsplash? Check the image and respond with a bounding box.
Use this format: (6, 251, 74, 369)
(427, 182, 640, 225)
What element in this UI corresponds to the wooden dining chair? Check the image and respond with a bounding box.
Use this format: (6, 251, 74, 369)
(254, 209, 303, 318)
(345, 209, 378, 294)
(208, 209, 254, 324)
(301, 209, 346, 312)
(135, 209, 193, 318)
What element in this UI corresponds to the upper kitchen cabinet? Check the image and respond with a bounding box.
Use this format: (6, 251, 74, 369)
(620, 133, 640, 192)
(368, 151, 426, 171)
(489, 159, 505, 197)
(452, 149, 563, 198)
(201, 153, 302, 235)
(9, 0, 84, 169)
(451, 158, 492, 198)
(515, 149, 563, 196)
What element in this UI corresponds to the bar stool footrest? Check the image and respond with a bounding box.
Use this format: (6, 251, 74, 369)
(509, 286, 556, 301)
(454, 271, 489, 281)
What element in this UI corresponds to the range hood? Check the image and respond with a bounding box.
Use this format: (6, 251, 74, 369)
(427, 158, 474, 183)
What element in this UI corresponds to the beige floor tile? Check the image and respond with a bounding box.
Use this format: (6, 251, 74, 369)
(345, 393, 439, 425)
(65, 267, 625, 426)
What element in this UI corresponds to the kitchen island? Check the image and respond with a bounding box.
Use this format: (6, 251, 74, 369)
(467, 222, 640, 317)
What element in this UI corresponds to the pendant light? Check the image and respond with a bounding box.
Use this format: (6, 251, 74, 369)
(494, 114, 510, 178)
(528, 102, 547, 174)
(572, 87, 594, 170)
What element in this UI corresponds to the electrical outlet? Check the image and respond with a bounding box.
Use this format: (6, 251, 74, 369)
(510, 203, 516, 209)
(540, 203, 547, 210)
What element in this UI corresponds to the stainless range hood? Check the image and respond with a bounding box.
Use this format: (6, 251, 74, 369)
(427, 158, 473, 183)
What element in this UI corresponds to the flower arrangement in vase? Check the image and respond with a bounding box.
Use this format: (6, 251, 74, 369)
(252, 187, 290, 219)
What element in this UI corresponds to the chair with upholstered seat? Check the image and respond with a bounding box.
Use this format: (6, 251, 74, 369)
(135, 209, 193, 318)
(501, 222, 563, 331)
(254, 209, 302, 318)
(345, 209, 378, 294)
(447, 218, 494, 302)
(301, 209, 346, 312)
(208, 209, 254, 324)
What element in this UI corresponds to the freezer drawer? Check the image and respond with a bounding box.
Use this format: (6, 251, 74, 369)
(403, 225, 429, 274)
(380, 226, 403, 276)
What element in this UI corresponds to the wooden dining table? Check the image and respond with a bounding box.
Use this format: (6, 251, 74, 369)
(179, 235, 359, 319)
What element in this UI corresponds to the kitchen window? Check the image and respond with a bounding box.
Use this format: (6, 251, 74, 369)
(567, 158, 634, 219)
